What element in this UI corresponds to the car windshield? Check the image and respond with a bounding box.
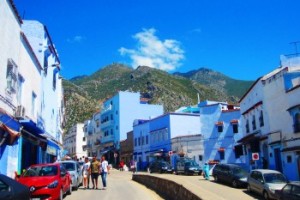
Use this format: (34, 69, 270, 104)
(23, 166, 58, 177)
(264, 173, 287, 183)
(232, 167, 248, 176)
(62, 163, 75, 171)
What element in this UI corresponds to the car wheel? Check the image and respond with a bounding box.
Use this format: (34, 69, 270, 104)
(263, 191, 269, 200)
(247, 184, 252, 193)
(67, 184, 72, 195)
(232, 180, 238, 188)
(59, 189, 63, 200)
(214, 175, 219, 182)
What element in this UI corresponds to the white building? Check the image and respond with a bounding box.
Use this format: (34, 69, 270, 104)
(239, 54, 300, 181)
(63, 123, 86, 160)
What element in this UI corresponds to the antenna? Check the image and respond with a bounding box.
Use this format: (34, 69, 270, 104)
(290, 41, 300, 55)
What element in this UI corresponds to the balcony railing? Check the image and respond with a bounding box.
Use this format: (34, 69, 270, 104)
(100, 120, 114, 129)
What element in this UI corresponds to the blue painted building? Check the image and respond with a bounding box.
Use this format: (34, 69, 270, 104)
(100, 91, 163, 164)
(133, 112, 200, 170)
(199, 101, 244, 166)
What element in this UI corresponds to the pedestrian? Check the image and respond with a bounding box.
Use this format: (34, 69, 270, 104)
(90, 156, 100, 189)
(100, 156, 109, 190)
(203, 162, 210, 180)
(119, 160, 124, 171)
(82, 157, 90, 189)
(130, 160, 136, 173)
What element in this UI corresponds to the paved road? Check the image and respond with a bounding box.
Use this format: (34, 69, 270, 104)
(64, 169, 163, 200)
(64, 169, 263, 200)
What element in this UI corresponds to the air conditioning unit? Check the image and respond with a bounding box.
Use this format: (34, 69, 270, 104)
(15, 105, 26, 118)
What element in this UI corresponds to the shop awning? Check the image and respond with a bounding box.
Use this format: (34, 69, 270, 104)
(0, 113, 21, 131)
(19, 119, 44, 136)
(237, 132, 260, 144)
(0, 113, 21, 145)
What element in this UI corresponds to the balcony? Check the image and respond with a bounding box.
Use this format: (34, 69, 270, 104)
(101, 104, 112, 114)
(100, 120, 114, 129)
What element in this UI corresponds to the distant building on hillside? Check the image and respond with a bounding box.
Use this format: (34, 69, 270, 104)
(63, 123, 86, 159)
(99, 91, 163, 165)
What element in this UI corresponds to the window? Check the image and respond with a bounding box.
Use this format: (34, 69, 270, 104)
(138, 137, 141, 146)
(96, 120, 100, 127)
(110, 129, 113, 135)
(6, 59, 18, 94)
(294, 113, 300, 133)
(146, 136, 148, 144)
(252, 115, 256, 130)
(217, 125, 223, 132)
(17, 75, 24, 104)
(219, 151, 225, 160)
(53, 68, 59, 90)
(134, 138, 137, 146)
(31, 92, 37, 116)
(232, 124, 238, 133)
(216, 121, 223, 132)
(287, 155, 292, 163)
(110, 114, 113, 120)
(83, 137, 86, 142)
(142, 136, 144, 145)
(246, 120, 250, 133)
(199, 155, 203, 161)
(259, 111, 264, 127)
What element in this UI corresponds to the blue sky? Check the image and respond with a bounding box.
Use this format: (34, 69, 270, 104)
(14, 0, 300, 80)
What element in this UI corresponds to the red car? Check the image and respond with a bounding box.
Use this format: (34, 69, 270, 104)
(18, 163, 72, 200)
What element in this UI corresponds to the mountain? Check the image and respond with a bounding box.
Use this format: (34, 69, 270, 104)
(63, 64, 253, 132)
(174, 68, 253, 100)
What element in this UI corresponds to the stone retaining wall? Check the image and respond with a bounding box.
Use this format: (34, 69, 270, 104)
(132, 174, 202, 200)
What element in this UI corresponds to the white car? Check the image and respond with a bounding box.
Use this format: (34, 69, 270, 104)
(247, 169, 288, 200)
(60, 160, 83, 190)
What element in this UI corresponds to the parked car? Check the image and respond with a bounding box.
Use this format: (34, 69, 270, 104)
(275, 181, 300, 200)
(18, 163, 72, 200)
(149, 160, 173, 173)
(0, 174, 30, 200)
(175, 159, 202, 175)
(212, 163, 248, 188)
(60, 160, 83, 190)
(247, 169, 288, 200)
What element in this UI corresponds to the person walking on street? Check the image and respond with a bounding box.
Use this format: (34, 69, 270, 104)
(203, 162, 210, 180)
(82, 157, 90, 189)
(90, 156, 100, 189)
(101, 156, 109, 190)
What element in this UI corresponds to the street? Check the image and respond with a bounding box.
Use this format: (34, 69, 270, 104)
(64, 169, 163, 200)
(64, 169, 264, 200)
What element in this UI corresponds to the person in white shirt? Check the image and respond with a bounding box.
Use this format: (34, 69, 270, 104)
(100, 156, 109, 190)
(82, 157, 90, 189)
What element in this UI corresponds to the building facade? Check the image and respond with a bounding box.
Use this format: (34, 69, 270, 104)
(239, 54, 300, 180)
(0, 0, 63, 177)
(200, 101, 244, 166)
(133, 112, 200, 170)
(63, 123, 86, 160)
(100, 91, 163, 164)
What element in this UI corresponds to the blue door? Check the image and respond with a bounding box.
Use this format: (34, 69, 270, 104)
(274, 148, 282, 172)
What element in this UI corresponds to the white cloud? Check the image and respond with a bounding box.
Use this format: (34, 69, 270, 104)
(119, 28, 184, 71)
(67, 35, 85, 43)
